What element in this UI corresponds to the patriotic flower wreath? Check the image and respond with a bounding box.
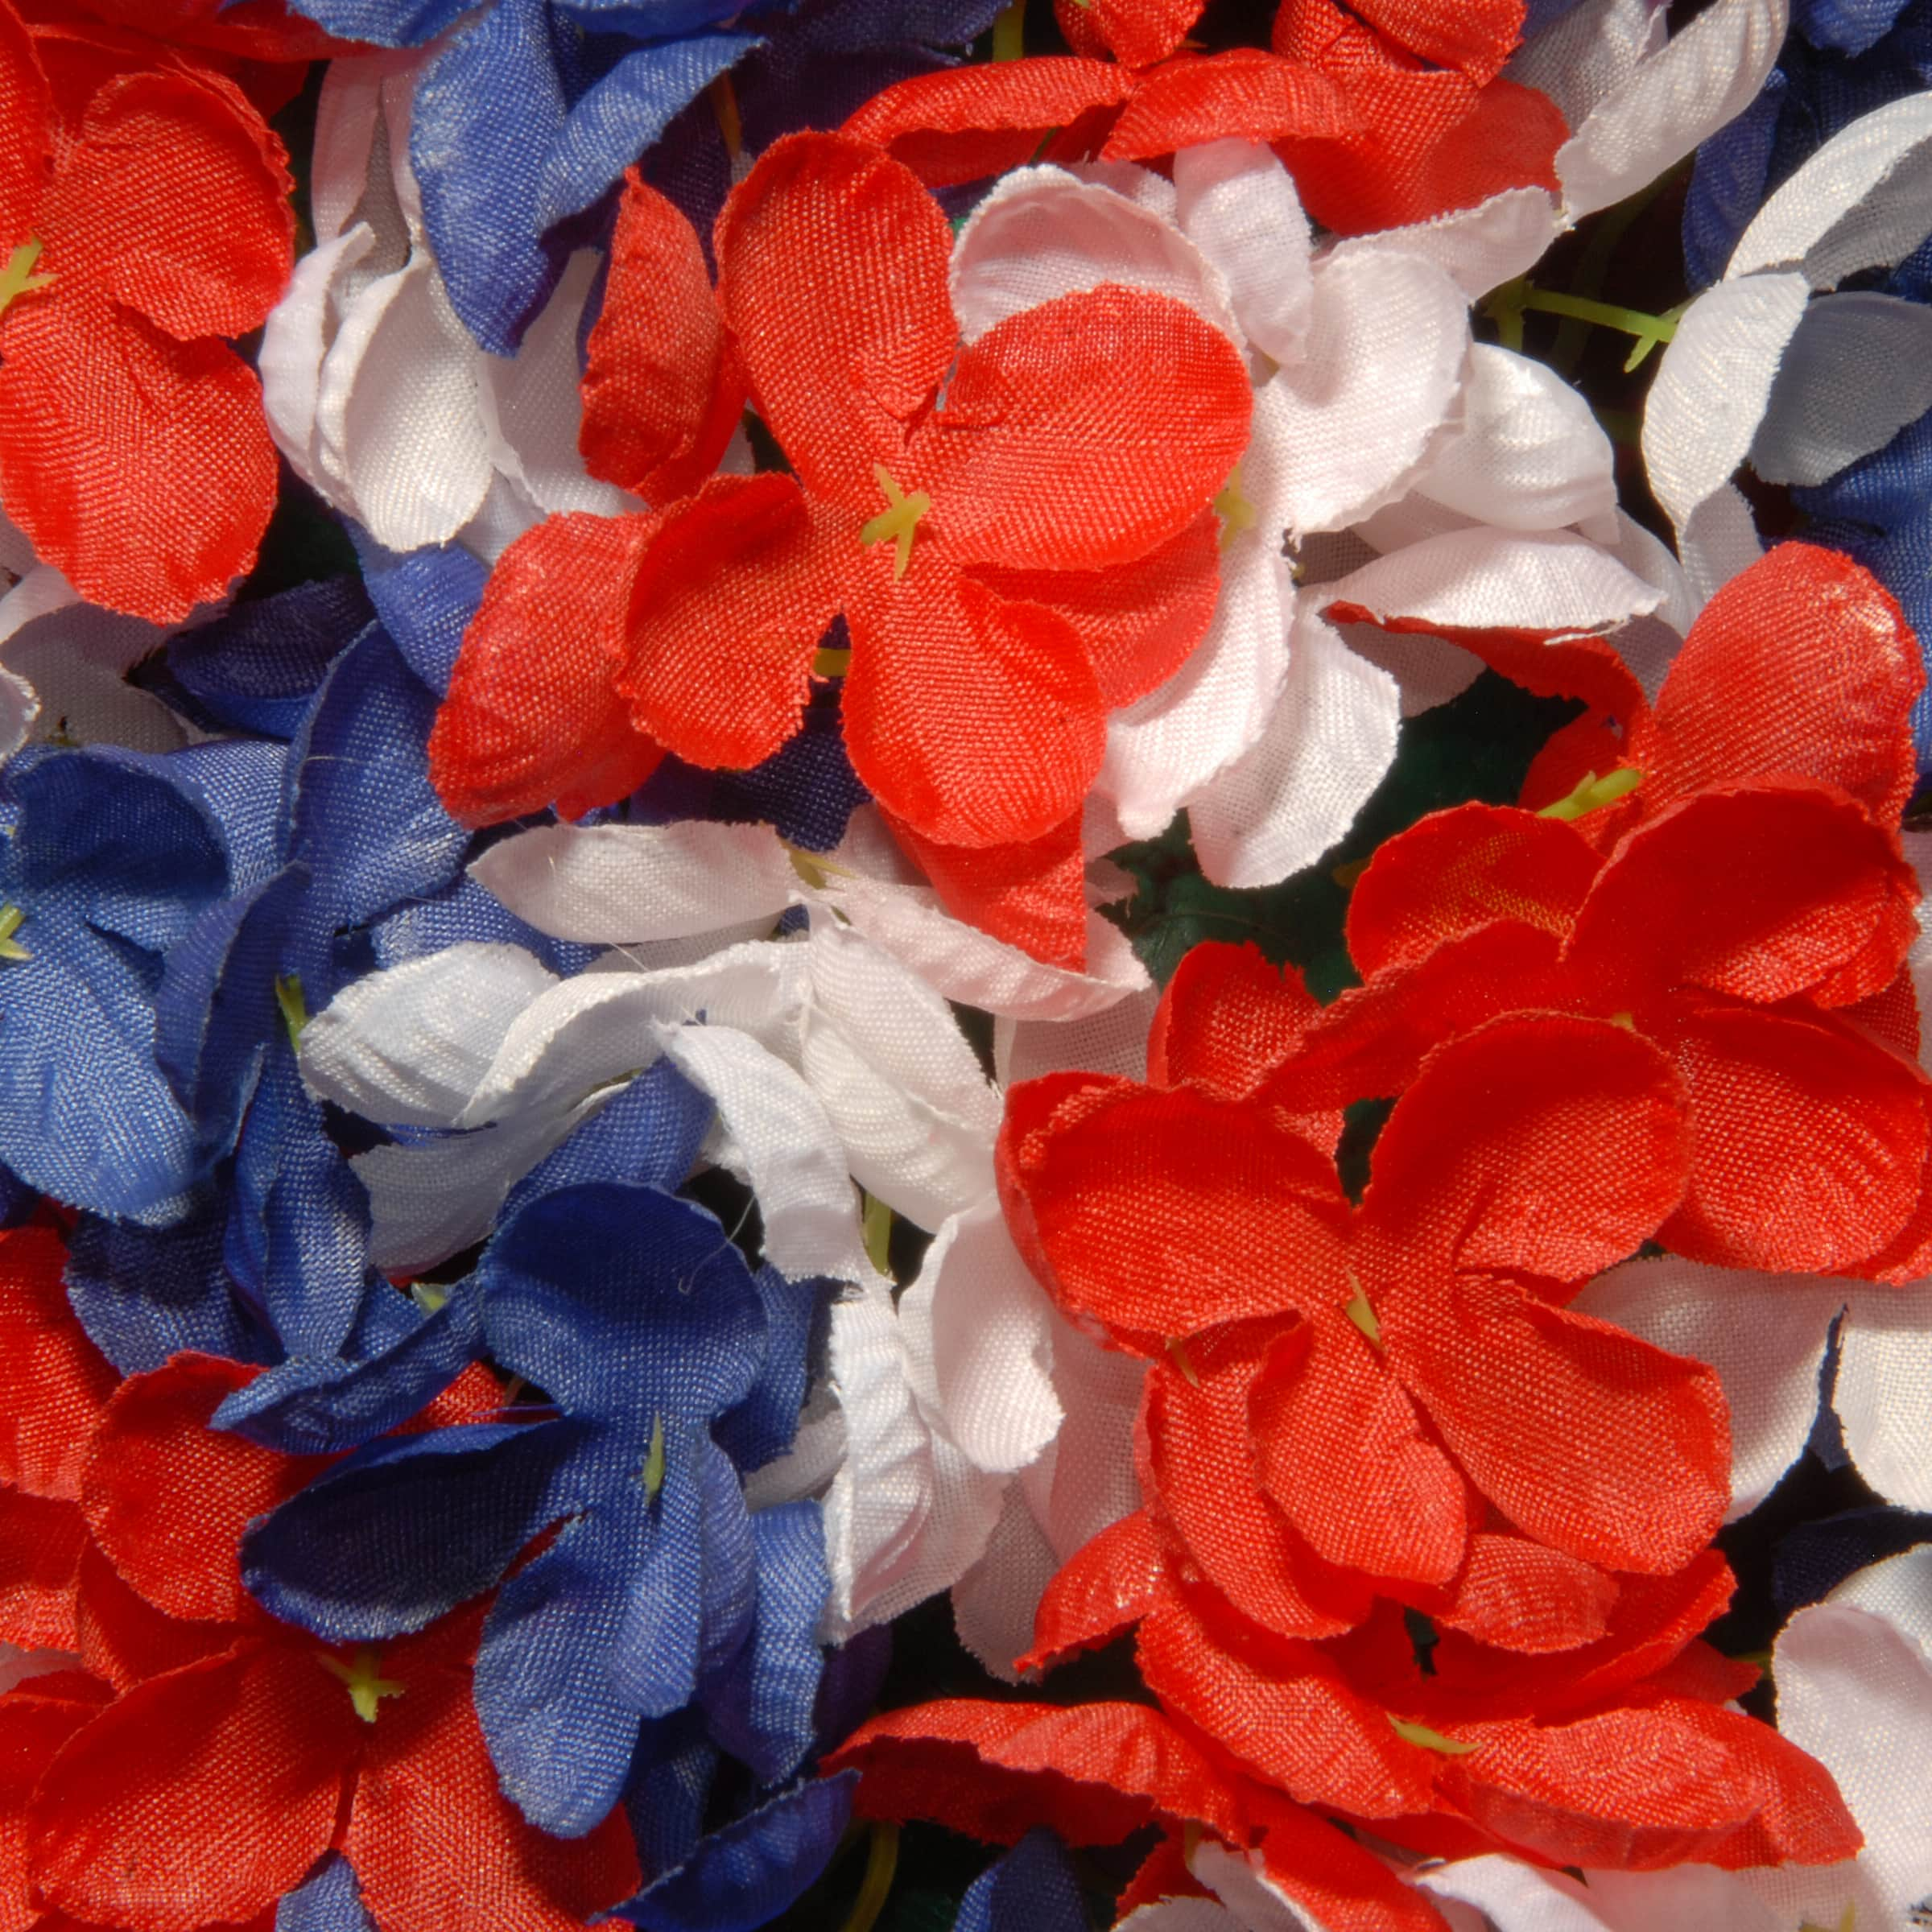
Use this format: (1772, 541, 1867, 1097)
(5, 0, 1932, 1928)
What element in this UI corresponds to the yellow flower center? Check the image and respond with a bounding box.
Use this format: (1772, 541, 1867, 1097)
(860, 465, 931, 582)
(318, 1646, 405, 1724)
(0, 239, 52, 323)
(1213, 464, 1259, 551)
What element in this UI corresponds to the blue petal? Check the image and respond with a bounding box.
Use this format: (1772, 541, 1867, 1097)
(954, 1829, 1088, 1932)
(167, 581, 375, 739)
(1794, 0, 1915, 55)
(1793, 400, 1932, 528)
(163, 740, 294, 891)
(347, 530, 488, 697)
(475, 1484, 656, 1836)
(479, 1183, 766, 1428)
(279, 0, 483, 46)
(605, 1773, 858, 1932)
(241, 1417, 592, 1640)
(277, 1854, 378, 1932)
(812, 1624, 890, 1757)
(213, 1286, 487, 1455)
(1682, 74, 1787, 292)
(783, 0, 1004, 50)
(64, 1208, 272, 1374)
(625, 1709, 720, 1883)
(701, 1501, 828, 1785)
(502, 1059, 714, 1216)
(552, 0, 766, 32)
(370, 869, 604, 980)
(713, 1267, 832, 1476)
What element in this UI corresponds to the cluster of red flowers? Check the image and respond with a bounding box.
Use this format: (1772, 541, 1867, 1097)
(826, 542, 1925, 1926)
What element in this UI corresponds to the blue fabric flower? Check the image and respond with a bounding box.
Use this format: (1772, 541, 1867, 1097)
(953, 1830, 1091, 1932)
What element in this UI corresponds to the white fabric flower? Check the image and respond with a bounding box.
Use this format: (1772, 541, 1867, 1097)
(260, 52, 635, 563)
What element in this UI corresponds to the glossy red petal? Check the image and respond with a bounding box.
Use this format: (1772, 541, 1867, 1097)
(581, 169, 743, 504)
(844, 564, 1107, 848)
(74, 1538, 232, 1694)
(1347, 803, 1600, 980)
(1247, 1788, 1458, 1932)
(350, 1662, 639, 1932)
(1360, 1014, 1691, 1287)
(1104, 48, 1352, 157)
(1143, 1333, 1376, 1641)
(618, 473, 841, 770)
(79, 1354, 328, 1625)
(0, 289, 275, 622)
(1003, 1080, 1347, 1346)
(715, 132, 954, 512)
(0, 1491, 83, 1653)
(1681, 1702, 1863, 1869)
(1347, 0, 1526, 80)
(0, 1683, 110, 1932)
(430, 512, 663, 828)
(1433, 1534, 1619, 1655)
(39, 67, 291, 341)
(29, 1644, 353, 1932)
(884, 807, 1090, 970)
(1149, 942, 1325, 1102)
(838, 60, 1133, 188)
(0, 1227, 114, 1502)
(1136, 1591, 1437, 1818)
(1383, 1273, 1729, 1575)
(972, 510, 1222, 710)
(1654, 993, 1931, 1274)
(1113, 1831, 1207, 1916)
(1250, 1310, 1468, 1589)
(23, 0, 353, 63)
(911, 283, 1251, 573)
(0, 2, 50, 246)
(1634, 543, 1922, 826)
(1022, 1509, 1166, 1677)
(1567, 783, 1921, 1010)
(1057, 0, 1204, 64)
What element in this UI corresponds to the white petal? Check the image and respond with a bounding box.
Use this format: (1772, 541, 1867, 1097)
(1269, 250, 1470, 538)
(1018, 1310, 1146, 1563)
(1098, 550, 1290, 840)
(1506, 0, 1664, 135)
(1641, 270, 1810, 532)
(1831, 1542, 1932, 1662)
(1836, 1286, 1932, 1512)
(1556, 0, 1789, 220)
(470, 820, 796, 944)
(1190, 1844, 1325, 1932)
(1750, 291, 1932, 485)
(652, 1023, 869, 1284)
(1600, 509, 1698, 649)
(354, 1121, 558, 1275)
(1574, 1256, 1841, 1521)
(317, 256, 494, 551)
(1116, 1905, 1244, 1932)
(948, 163, 1236, 346)
(900, 1197, 1061, 1477)
(1340, 621, 1484, 718)
(310, 55, 387, 246)
(1677, 481, 1764, 607)
(261, 225, 374, 494)
(1412, 344, 1616, 533)
(0, 564, 79, 653)
(6, 617, 184, 754)
(1327, 187, 1563, 304)
(951, 1484, 1059, 1681)
(1171, 139, 1311, 365)
(799, 917, 1001, 1228)
(1188, 605, 1399, 890)
(302, 943, 562, 1127)
(1419, 1856, 1783, 1932)
(1311, 526, 1662, 635)
(1729, 91, 1932, 288)
(995, 985, 1160, 1091)
(0, 666, 35, 765)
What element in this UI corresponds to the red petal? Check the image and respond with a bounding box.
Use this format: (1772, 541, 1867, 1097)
(618, 473, 841, 770)
(1000, 1080, 1348, 1346)
(1843, 963, 1921, 1059)
(0, 1684, 109, 1932)
(1249, 1309, 1469, 1589)
(75, 1538, 231, 1693)
(972, 510, 1222, 710)
(1247, 1788, 1458, 1932)
(0, 1491, 83, 1653)
(1634, 543, 1922, 826)
(1347, 803, 1601, 980)
(884, 808, 1091, 969)
(40, 67, 291, 341)
(80, 1354, 328, 1625)
(1654, 993, 1931, 1274)
(0, 3, 49, 248)
(1149, 941, 1326, 1104)
(1567, 783, 1921, 1010)
(20, 0, 353, 64)
(910, 283, 1251, 572)
(1104, 49, 1351, 158)
(351, 1663, 639, 1932)
(1433, 1533, 1619, 1655)
(430, 512, 663, 828)
(1142, 1332, 1376, 1641)
(29, 1644, 352, 1932)
(580, 169, 743, 504)
(715, 132, 955, 512)
(0, 288, 275, 622)
(1135, 1591, 1437, 1818)
(838, 60, 1133, 189)
(1055, 0, 1204, 66)
(0, 1227, 114, 1501)
(843, 564, 1106, 848)
(1382, 1272, 1729, 1575)
(1345, 0, 1526, 80)
(1113, 1832, 1207, 1915)
(828, 1699, 1249, 1846)
(1020, 1508, 1166, 1676)
(1681, 1701, 1863, 1870)
(1359, 1013, 1690, 1287)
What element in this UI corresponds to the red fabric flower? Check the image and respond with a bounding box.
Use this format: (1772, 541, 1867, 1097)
(1291, 544, 1931, 1279)
(840, 0, 1559, 235)
(0, 2, 292, 621)
(430, 132, 1250, 964)
(22, 1352, 638, 1932)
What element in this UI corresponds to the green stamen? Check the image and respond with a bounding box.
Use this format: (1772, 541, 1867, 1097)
(0, 904, 27, 963)
(708, 72, 743, 163)
(1343, 1282, 1381, 1348)
(1387, 1715, 1478, 1756)
(862, 1192, 894, 1278)
(860, 465, 931, 581)
(1537, 766, 1643, 824)
(1483, 278, 1686, 373)
(275, 973, 308, 1051)
(0, 239, 53, 323)
(641, 1413, 667, 1502)
(991, 0, 1026, 60)
(1212, 464, 1259, 551)
(812, 646, 852, 678)
(319, 1646, 404, 1724)
(1166, 1337, 1201, 1388)
(411, 1280, 451, 1315)
(839, 1823, 900, 1932)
